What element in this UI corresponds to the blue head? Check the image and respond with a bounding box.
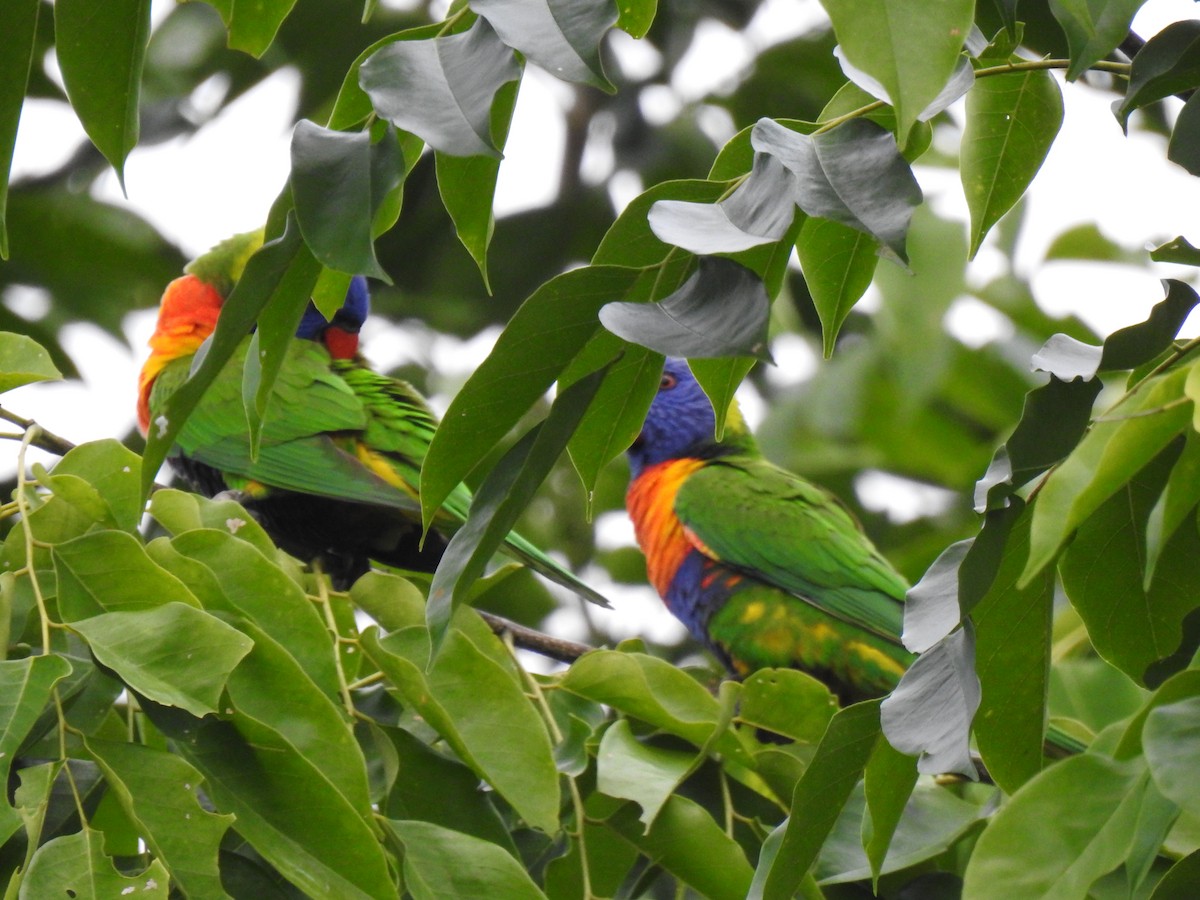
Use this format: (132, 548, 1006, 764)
(295, 275, 370, 341)
(627, 358, 748, 477)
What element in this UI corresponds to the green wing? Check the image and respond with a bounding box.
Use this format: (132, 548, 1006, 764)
(674, 454, 908, 642)
(150, 339, 421, 513)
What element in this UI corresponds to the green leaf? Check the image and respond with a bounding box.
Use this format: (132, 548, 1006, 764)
(648, 153, 797, 253)
(471, 0, 617, 92)
(819, 0, 974, 143)
(420, 265, 641, 532)
(1101, 280, 1199, 372)
(86, 738, 235, 900)
(434, 78, 518, 289)
(328, 23, 447, 130)
(1049, 0, 1147, 81)
(0, 0, 38, 258)
(290, 120, 402, 280)
(1150, 235, 1200, 266)
(1115, 20, 1200, 128)
(50, 440, 143, 533)
(21, 827, 170, 899)
(602, 795, 754, 900)
(753, 117, 921, 264)
(53, 531, 200, 622)
(388, 819, 547, 900)
(216, 0, 297, 57)
(593, 179, 723, 266)
(596, 719, 696, 827)
(598, 257, 772, 360)
(140, 218, 317, 499)
(754, 701, 883, 900)
(53, 0, 150, 189)
(148, 488, 277, 559)
(972, 506, 1057, 792)
(797, 217, 879, 358)
(426, 362, 610, 639)
(0, 332, 62, 392)
(362, 626, 561, 833)
(616, 0, 656, 38)
(1024, 364, 1192, 582)
(861, 733, 920, 886)
(688, 356, 756, 441)
(1145, 430, 1200, 585)
(1153, 849, 1200, 898)
(962, 754, 1147, 898)
(360, 17, 520, 158)
(71, 603, 253, 717)
(962, 68, 1063, 259)
(0, 656, 72, 842)
(1143, 696, 1200, 819)
(1168, 92, 1200, 176)
(737, 668, 837, 743)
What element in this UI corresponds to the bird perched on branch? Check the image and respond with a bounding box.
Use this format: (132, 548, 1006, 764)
(625, 357, 915, 703)
(138, 233, 607, 607)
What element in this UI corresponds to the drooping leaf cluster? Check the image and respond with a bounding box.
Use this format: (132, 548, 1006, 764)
(3, 0, 1200, 896)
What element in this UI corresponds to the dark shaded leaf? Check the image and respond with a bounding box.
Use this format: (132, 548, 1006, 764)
(648, 153, 797, 253)
(753, 117, 921, 264)
(54, 0, 150, 188)
(1145, 430, 1200, 586)
(598, 257, 772, 360)
(862, 733, 920, 886)
(471, 0, 617, 91)
(1150, 235, 1200, 265)
(1153, 849, 1200, 898)
(426, 364, 611, 642)
(0, 0, 38, 258)
(329, 23, 445, 130)
(360, 17, 520, 158)
(752, 701, 882, 900)
(290, 120, 402, 280)
(962, 68, 1063, 258)
(1168, 92, 1200, 175)
(1100, 280, 1199, 371)
(1049, 0, 1144, 80)
(1115, 19, 1200, 128)
(880, 626, 980, 778)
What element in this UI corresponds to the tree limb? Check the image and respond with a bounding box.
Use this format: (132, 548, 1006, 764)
(475, 609, 595, 664)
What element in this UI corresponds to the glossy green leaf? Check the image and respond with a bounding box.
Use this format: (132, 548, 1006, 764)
(419, 265, 640, 528)
(1143, 696, 1200, 819)
(972, 507, 1056, 792)
(140, 218, 317, 498)
(962, 69, 1063, 259)
(1168, 92, 1200, 176)
(290, 120, 401, 280)
(962, 754, 1147, 897)
(426, 363, 609, 639)
(211, 0, 297, 57)
(21, 826, 170, 899)
(1024, 365, 1192, 582)
(86, 738, 234, 900)
(1115, 20, 1200, 129)
(597, 719, 696, 827)
(71, 603, 253, 717)
(880, 626, 980, 778)
(53, 0, 150, 189)
(360, 17, 520, 158)
(754, 701, 882, 900)
(471, 0, 617, 91)
(328, 23, 446, 130)
(602, 795, 754, 900)
(599, 257, 772, 360)
(148, 488, 277, 559)
(362, 626, 561, 833)
(53, 531, 200, 622)
(435, 79, 518, 289)
(0, 0, 38, 258)
(819, 0, 974, 142)
(753, 117, 921, 264)
(648, 153, 797, 253)
(797, 217, 879, 358)
(616, 0, 656, 38)
(737, 668, 837, 742)
(1049, 0, 1147, 81)
(388, 819, 546, 899)
(861, 733, 920, 886)
(1060, 443, 1200, 685)
(0, 331, 62, 393)
(50, 440, 143, 533)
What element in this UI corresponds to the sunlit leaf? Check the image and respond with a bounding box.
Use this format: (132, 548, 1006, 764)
(360, 17, 520, 158)
(53, 0, 150, 188)
(737, 668, 837, 742)
(388, 819, 547, 899)
(21, 827, 170, 899)
(0, 331, 62, 393)
(471, 0, 617, 91)
(597, 719, 695, 827)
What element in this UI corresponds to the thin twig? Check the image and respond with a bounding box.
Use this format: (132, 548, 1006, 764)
(0, 407, 77, 457)
(475, 609, 596, 664)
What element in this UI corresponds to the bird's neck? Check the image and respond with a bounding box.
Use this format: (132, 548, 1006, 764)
(626, 457, 706, 597)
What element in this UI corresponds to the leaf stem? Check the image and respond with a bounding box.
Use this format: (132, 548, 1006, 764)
(312, 565, 358, 718)
(16, 425, 55, 652)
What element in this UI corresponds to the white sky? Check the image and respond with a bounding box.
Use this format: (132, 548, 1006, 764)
(5, 0, 1200, 528)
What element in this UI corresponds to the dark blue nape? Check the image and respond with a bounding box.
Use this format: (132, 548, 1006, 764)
(294, 275, 371, 340)
(626, 358, 718, 478)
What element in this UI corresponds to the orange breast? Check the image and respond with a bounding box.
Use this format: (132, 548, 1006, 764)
(626, 458, 706, 596)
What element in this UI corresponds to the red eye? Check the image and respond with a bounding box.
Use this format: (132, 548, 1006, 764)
(660, 373, 677, 390)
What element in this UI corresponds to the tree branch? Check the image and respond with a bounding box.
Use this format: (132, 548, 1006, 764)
(0, 407, 78, 457)
(475, 609, 595, 664)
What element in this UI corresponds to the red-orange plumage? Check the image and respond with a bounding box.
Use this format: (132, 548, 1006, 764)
(136, 275, 223, 434)
(625, 457, 707, 596)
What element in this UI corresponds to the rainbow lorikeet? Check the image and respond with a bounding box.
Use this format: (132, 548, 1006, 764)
(626, 358, 913, 703)
(137, 235, 608, 606)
